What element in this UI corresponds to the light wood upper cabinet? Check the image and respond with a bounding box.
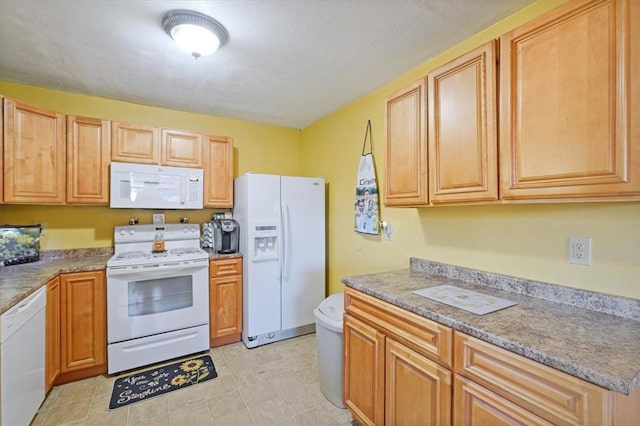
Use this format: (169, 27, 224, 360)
(161, 128, 203, 168)
(66, 116, 110, 204)
(428, 40, 498, 204)
(3, 98, 65, 204)
(204, 135, 234, 208)
(111, 121, 160, 164)
(60, 271, 106, 375)
(209, 258, 242, 347)
(499, 0, 640, 200)
(45, 277, 61, 393)
(384, 79, 428, 206)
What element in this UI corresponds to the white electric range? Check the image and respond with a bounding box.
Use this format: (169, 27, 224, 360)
(106, 224, 210, 374)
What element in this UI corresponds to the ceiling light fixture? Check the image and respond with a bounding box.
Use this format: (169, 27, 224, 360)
(162, 10, 228, 59)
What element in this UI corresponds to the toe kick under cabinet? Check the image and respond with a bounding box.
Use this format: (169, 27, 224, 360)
(342, 287, 640, 426)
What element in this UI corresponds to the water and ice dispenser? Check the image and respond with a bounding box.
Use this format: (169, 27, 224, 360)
(252, 222, 277, 260)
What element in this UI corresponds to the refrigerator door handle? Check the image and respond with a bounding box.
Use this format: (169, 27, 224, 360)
(276, 206, 283, 281)
(283, 203, 291, 281)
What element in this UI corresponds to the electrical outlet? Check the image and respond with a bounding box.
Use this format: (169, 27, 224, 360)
(152, 213, 165, 224)
(569, 237, 592, 266)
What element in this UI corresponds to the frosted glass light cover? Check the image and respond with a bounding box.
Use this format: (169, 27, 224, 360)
(171, 24, 220, 57)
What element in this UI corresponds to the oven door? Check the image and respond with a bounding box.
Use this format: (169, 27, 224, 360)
(107, 260, 209, 343)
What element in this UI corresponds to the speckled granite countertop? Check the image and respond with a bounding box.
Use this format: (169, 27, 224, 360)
(0, 249, 243, 315)
(0, 249, 112, 315)
(341, 258, 640, 396)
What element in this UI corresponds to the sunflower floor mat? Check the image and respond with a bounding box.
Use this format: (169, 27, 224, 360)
(108, 354, 217, 410)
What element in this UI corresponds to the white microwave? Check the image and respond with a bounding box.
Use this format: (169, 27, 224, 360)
(110, 162, 204, 209)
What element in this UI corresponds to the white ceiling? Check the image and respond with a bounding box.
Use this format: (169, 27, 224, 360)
(0, 0, 533, 129)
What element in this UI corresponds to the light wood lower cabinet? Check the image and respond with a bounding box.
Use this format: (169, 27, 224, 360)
(45, 277, 61, 393)
(343, 287, 640, 425)
(209, 258, 242, 347)
(56, 270, 107, 384)
(343, 287, 452, 426)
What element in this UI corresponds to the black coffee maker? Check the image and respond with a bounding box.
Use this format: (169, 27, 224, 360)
(212, 219, 240, 254)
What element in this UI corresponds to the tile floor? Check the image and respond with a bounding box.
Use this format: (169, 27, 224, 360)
(32, 334, 352, 425)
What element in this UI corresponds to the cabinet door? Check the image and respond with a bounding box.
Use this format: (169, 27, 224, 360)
(203, 135, 234, 208)
(209, 273, 242, 347)
(60, 271, 106, 373)
(45, 277, 61, 393)
(384, 79, 428, 206)
(454, 375, 552, 426)
(428, 40, 498, 204)
(66, 116, 110, 204)
(385, 338, 452, 425)
(3, 98, 65, 203)
(161, 128, 203, 168)
(111, 121, 160, 164)
(455, 332, 611, 425)
(343, 314, 385, 426)
(499, 0, 640, 200)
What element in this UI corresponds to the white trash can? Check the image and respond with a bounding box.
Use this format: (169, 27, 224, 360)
(313, 293, 346, 408)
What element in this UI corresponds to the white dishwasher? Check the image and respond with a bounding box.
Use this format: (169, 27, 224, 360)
(1, 286, 46, 426)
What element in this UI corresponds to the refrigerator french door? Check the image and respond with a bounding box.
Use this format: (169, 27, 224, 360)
(234, 173, 325, 348)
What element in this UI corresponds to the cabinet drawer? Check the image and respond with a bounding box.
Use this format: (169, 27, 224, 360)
(454, 332, 611, 425)
(344, 287, 452, 368)
(210, 258, 242, 277)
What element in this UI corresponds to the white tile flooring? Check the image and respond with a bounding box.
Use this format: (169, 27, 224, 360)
(32, 334, 352, 425)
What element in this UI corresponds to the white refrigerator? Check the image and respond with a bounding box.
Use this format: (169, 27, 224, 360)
(234, 173, 326, 348)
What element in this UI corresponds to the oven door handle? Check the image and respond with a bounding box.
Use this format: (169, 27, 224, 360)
(107, 260, 208, 278)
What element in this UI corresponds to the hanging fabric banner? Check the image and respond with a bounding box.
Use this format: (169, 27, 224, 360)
(354, 120, 380, 235)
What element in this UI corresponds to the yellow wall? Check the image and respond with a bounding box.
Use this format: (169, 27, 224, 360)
(0, 81, 301, 247)
(301, 0, 640, 300)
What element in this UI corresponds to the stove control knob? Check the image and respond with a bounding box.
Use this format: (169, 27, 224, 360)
(119, 229, 126, 236)
(128, 229, 135, 236)
(183, 227, 188, 233)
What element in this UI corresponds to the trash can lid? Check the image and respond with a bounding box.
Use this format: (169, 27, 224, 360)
(318, 293, 344, 323)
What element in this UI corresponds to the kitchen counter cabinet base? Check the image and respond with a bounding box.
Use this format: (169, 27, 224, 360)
(209, 258, 242, 347)
(55, 270, 107, 385)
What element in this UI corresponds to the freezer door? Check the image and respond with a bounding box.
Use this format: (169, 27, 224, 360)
(242, 174, 282, 337)
(280, 176, 326, 330)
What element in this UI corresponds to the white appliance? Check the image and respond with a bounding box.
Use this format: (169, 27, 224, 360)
(1, 287, 46, 426)
(106, 224, 209, 374)
(110, 162, 204, 209)
(234, 173, 325, 348)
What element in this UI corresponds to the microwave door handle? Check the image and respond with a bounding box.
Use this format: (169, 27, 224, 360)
(180, 180, 186, 205)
